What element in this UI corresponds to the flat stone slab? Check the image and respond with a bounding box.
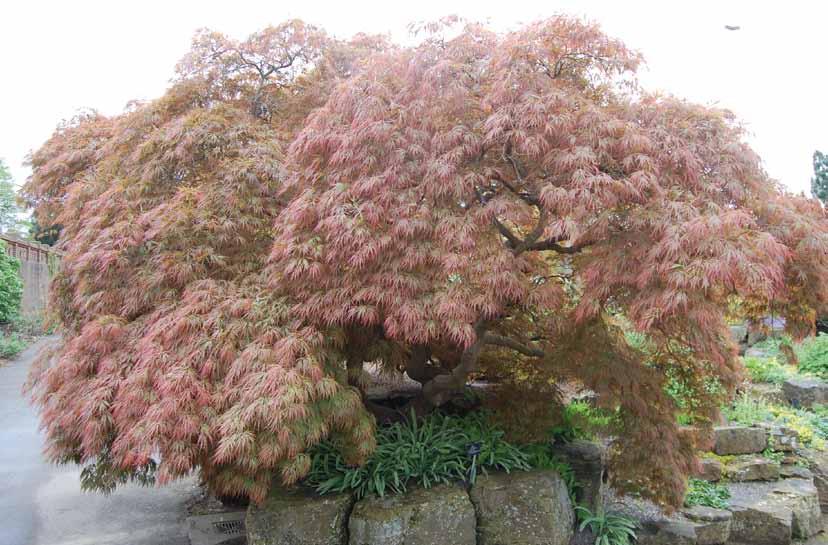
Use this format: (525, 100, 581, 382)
(349, 484, 475, 545)
(783, 377, 828, 409)
(713, 426, 768, 455)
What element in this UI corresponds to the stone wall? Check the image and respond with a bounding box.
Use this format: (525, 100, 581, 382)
(1, 235, 59, 316)
(247, 469, 575, 545)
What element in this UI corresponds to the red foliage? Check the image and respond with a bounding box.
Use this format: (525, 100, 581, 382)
(24, 17, 828, 508)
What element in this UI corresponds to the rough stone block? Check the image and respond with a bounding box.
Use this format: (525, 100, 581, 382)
(693, 458, 723, 482)
(246, 485, 353, 545)
(636, 520, 696, 545)
(728, 457, 781, 482)
(771, 479, 822, 539)
(348, 485, 475, 545)
(782, 377, 828, 409)
(681, 506, 731, 545)
(551, 440, 606, 512)
(470, 469, 575, 545)
(728, 499, 792, 545)
(713, 426, 768, 455)
(807, 450, 828, 513)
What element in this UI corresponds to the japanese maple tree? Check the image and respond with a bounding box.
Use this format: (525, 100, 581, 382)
(24, 17, 828, 508)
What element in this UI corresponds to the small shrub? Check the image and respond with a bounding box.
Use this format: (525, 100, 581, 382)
(684, 478, 730, 509)
(575, 505, 638, 545)
(743, 356, 792, 384)
(10, 312, 50, 336)
(0, 242, 22, 323)
(797, 334, 828, 378)
(722, 393, 773, 425)
(0, 333, 26, 358)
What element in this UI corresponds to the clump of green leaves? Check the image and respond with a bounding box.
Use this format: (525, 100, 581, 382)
(575, 505, 638, 545)
(684, 478, 730, 509)
(743, 356, 792, 384)
(306, 411, 537, 498)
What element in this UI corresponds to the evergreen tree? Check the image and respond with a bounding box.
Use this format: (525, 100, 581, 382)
(812, 150, 828, 204)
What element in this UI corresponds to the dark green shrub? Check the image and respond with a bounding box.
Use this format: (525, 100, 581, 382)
(0, 242, 22, 323)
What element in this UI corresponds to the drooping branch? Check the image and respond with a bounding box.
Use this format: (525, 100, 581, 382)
(483, 333, 546, 357)
(526, 238, 592, 254)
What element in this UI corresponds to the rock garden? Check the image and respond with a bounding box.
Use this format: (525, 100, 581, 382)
(233, 329, 828, 545)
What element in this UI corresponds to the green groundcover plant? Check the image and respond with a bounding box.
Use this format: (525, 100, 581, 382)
(305, 410, 575, 499)
(684, 478, 730, 510)
(575, 506, 638, 545)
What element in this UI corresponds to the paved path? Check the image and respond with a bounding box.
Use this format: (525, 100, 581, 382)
(0, 336, 198, 545)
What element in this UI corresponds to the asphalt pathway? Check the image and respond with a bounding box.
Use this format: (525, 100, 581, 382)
(0, 336, 198, 545)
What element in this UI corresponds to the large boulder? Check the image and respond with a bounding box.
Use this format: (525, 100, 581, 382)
(246, 486, 353, 545)
(728, 497, 792, 545)
(727, 478, 822, 544)
(782, 377, 828, 409)
(348, 485, 475, 545)
(470, 469, 575, 545)
(713, 426, 768, 456)
(550, 440, 606, 512)
(772, 478, 822, 539)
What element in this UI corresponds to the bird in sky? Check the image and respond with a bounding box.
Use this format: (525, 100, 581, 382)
(724, 25, 741, 31)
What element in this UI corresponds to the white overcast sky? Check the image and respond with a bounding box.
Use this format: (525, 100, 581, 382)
(1, 0, 826, 196)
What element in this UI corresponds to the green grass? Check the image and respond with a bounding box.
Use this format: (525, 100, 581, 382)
(305, 411, 574, 498)
(684, 478, 730, 509)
